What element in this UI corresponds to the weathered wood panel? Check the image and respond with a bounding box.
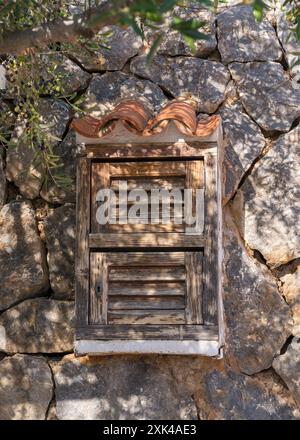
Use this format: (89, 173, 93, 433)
(109, 296, 185, 310)
(185, 252, 203, 325)
(84, 142, 217, 160)
(108, 310, 186, 325)
(75, 157, 90, 327)
(76, 324, 219, 341)
(109, 267, 186, 282)
(89, 253, 108, 324)
(108, 282, 186, 297)
(89, 232, 204, 248)
(203, 153, 218, 325)
(108, 161, 186, 177)
(106, 252, 185, 266)
(91, 162, 109, 233)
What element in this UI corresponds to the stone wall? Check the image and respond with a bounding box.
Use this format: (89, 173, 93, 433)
(0, 3, 299, 420)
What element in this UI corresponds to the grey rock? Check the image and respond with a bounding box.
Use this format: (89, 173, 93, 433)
(6, 99, 71, 199)
(53, 355, 198, 420)
(44, 204, 75, 299)
(0, 354, 53, 420)
(232, 126, 300, 268)
(219, 101, 266, 203)
(83, 71, 167, 118)
(278, 263, 300, 336)
(40, 130, 76, 204)
(40, 53, 90, 96)
(0, 65, 6, 90)
(0, 298, 74, 353)
(273, 337, 300, 407)
(68, 0, 87, 15)
(147, 6, 216, 57)
(69, 25, 142, 72)
(200, 368, 299, 420)
(229, 61, 300, 132)
(223, 208, 293, 374)
(276, 11, 300, 80)
(217, 5, 282, 64)
(0, 201, 48, 311)
(131, 55, 230, 113)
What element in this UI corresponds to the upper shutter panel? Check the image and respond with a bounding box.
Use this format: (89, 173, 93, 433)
(90, 160, 204, 236)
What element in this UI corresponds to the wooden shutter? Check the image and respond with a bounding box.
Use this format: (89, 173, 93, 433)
(75, 144, 221, 355)
(90, 160, 204, 237)
(89, 251, 203, 326)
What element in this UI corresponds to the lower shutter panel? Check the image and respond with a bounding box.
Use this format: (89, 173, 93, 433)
(89, 251, 203, 327)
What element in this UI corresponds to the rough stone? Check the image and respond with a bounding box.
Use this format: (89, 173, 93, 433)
(232, 126, 300, 268)
(44, 204, 75, 299)
(276, 11, 300, 80)
(146, 6, 216, 57)
(219, 101, 266, 203)
(67, 0, 87, 15)
(0, 154, 6, 208)
(0, 201, 48, 311)
(6, 99, 71, 199)
(0, 65, 6, 90)
(40, 53, 90, 96)
(223, 208, 293, 374)
(217, 5, 282, 64)
(273, 337, 300, 407)
(40, 130, 76, 204)
(0, 354, 53, 420)
(278, 263, 300, 336)
(69, 25, 142, 71)
(131, 55, 230, 113)
(0, 298, 74, 353)
(229, 61, 300, 132)
(53, 355, 198, 420)
(83, 71, 167, 118)
(197, 368, 299, 420)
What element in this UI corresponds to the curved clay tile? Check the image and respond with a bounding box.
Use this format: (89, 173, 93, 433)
(100, 99, 149, 133)
(70, 114, 107, 138)
(71, 99, 149, 138)
(196, 115, 221, 137)
(143, 101, 197, 136)
(71, 99, 221, 139)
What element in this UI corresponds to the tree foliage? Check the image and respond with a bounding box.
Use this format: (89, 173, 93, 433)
(0, 0, 299, 190)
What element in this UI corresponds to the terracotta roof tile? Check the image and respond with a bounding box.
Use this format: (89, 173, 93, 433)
(71, 99, 220, 139)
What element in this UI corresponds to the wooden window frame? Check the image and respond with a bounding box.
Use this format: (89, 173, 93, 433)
(75, 137, 224, 357)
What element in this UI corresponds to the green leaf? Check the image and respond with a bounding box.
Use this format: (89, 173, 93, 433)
(119, 16, 144, 38)
(130, 19, 145, 39)
(290, 59, 300, 68)
(183, 36, 196, 53)
(159, 0, 178, 13)
(130, 0, 158, 13)
(172, 17, 207, 32)
(253, 0, 266, 22)
(181, 29, 208, 40)
(147, 33, 164, 64)
(296, 17, 300, 40)
(47, 134, 62, 142)
(171, 17, 208, 40)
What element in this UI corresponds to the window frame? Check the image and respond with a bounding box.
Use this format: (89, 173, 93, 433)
(75, 137, 224, 357)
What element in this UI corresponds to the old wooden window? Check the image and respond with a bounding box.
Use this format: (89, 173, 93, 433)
(73, 100, 223, 356)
